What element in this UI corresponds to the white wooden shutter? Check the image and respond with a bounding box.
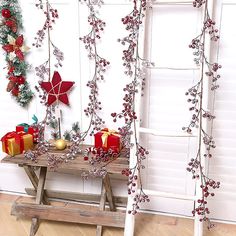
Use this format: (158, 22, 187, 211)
(140, 3, 202, 216)
(207, 0, 236, 222)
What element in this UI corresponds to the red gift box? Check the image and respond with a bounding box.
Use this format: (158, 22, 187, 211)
(94, 128, 121, 153)
(16, 125, 39, 143)
(1, 131, 33, 156)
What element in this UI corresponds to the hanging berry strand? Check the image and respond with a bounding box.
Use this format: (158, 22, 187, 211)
(184, 0, 221, 228)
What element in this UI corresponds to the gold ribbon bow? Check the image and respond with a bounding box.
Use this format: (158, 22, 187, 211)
(101, 128, 119, 148)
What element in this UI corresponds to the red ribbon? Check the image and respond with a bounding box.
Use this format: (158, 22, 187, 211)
(1, 131, 25, 154)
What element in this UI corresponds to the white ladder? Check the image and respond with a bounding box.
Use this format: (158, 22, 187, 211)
(124, 1, 216, 235)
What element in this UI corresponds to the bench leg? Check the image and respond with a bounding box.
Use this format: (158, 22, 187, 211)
(30, 218, 39, 236)
(28, 166, 47, 236)
(103, 174, 116, 211)
(23, 165, 50, 205)
(96, 182, 106, 236)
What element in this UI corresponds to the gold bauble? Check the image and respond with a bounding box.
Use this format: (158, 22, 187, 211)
(55, 139, 67, 150)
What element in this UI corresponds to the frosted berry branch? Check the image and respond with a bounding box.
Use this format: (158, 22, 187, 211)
(79, 0, 109, 136)
(112, 0, 153, 214)
(184, 0, 221, 228)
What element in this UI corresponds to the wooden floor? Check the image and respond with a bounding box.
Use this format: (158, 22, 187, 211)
(0, 193, 236, 236)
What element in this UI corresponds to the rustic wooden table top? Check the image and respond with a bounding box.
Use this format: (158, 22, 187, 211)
(1, 145, 129, 175)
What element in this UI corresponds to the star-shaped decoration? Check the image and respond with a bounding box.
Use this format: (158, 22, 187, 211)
(40, 71, 74, 106)
(2, 35, 30, 61)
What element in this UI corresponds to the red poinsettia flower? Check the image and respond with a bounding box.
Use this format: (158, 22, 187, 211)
(2, 35, 29, 61)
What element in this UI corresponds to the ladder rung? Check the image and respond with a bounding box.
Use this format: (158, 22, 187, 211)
(152, 1, 194, 6)
(139, 127, 197, 138)
(141, 189, 196, 201)
(147, 66, 199, 70)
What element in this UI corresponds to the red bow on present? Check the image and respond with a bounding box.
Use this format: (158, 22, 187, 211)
(1, 131, 22, 144)
(100, 128, 120, 148)
(1, 131, 25, 153)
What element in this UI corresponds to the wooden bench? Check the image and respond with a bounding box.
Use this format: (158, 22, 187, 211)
(1, 145, 128, 236)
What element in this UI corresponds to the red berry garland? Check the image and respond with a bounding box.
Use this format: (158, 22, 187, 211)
(183, 0, 221, 229)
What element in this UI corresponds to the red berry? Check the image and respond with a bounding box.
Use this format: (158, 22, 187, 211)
(2, 8, 11, 18)
(11, 86, 19, 96)
(17, 76, 26, 85)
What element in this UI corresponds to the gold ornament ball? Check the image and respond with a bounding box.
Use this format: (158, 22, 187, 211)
(55, 139, 67, 150)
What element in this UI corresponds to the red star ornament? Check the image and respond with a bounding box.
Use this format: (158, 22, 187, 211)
(40, 71, 74, 106)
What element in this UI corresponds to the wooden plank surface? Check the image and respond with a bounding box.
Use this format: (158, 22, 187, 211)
(25, 188, 127, 207)
(11, 202, 126, 228)
(3, 193, 236, 236)
(1, 145, 129, 175)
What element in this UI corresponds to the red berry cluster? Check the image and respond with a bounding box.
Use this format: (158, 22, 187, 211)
(185, 0, 221, 226)
(204, 18, 220, 41)
(187, 158, 200, 179)
(206, 63, 221, 91)
(193, 0, 206, 8)
(182, 83, 201, 133)
(84, 147, 118, 164)
(33, 1, 59, 48)
(111, 83, 138, 124)
(1, 8, 11, 18)
(88, 15, 105, 38)
(193, 180, 220, 228)
(112, 0, 152, 215)
(80, 3, 109, 136)
(127, 190, 150, 215)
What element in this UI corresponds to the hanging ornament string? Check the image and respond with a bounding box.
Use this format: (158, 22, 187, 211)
(0, 0, 33, 106)
(183, 0, 221, 229)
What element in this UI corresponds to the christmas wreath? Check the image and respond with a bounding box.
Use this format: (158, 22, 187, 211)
(0, 0, 33, 106)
